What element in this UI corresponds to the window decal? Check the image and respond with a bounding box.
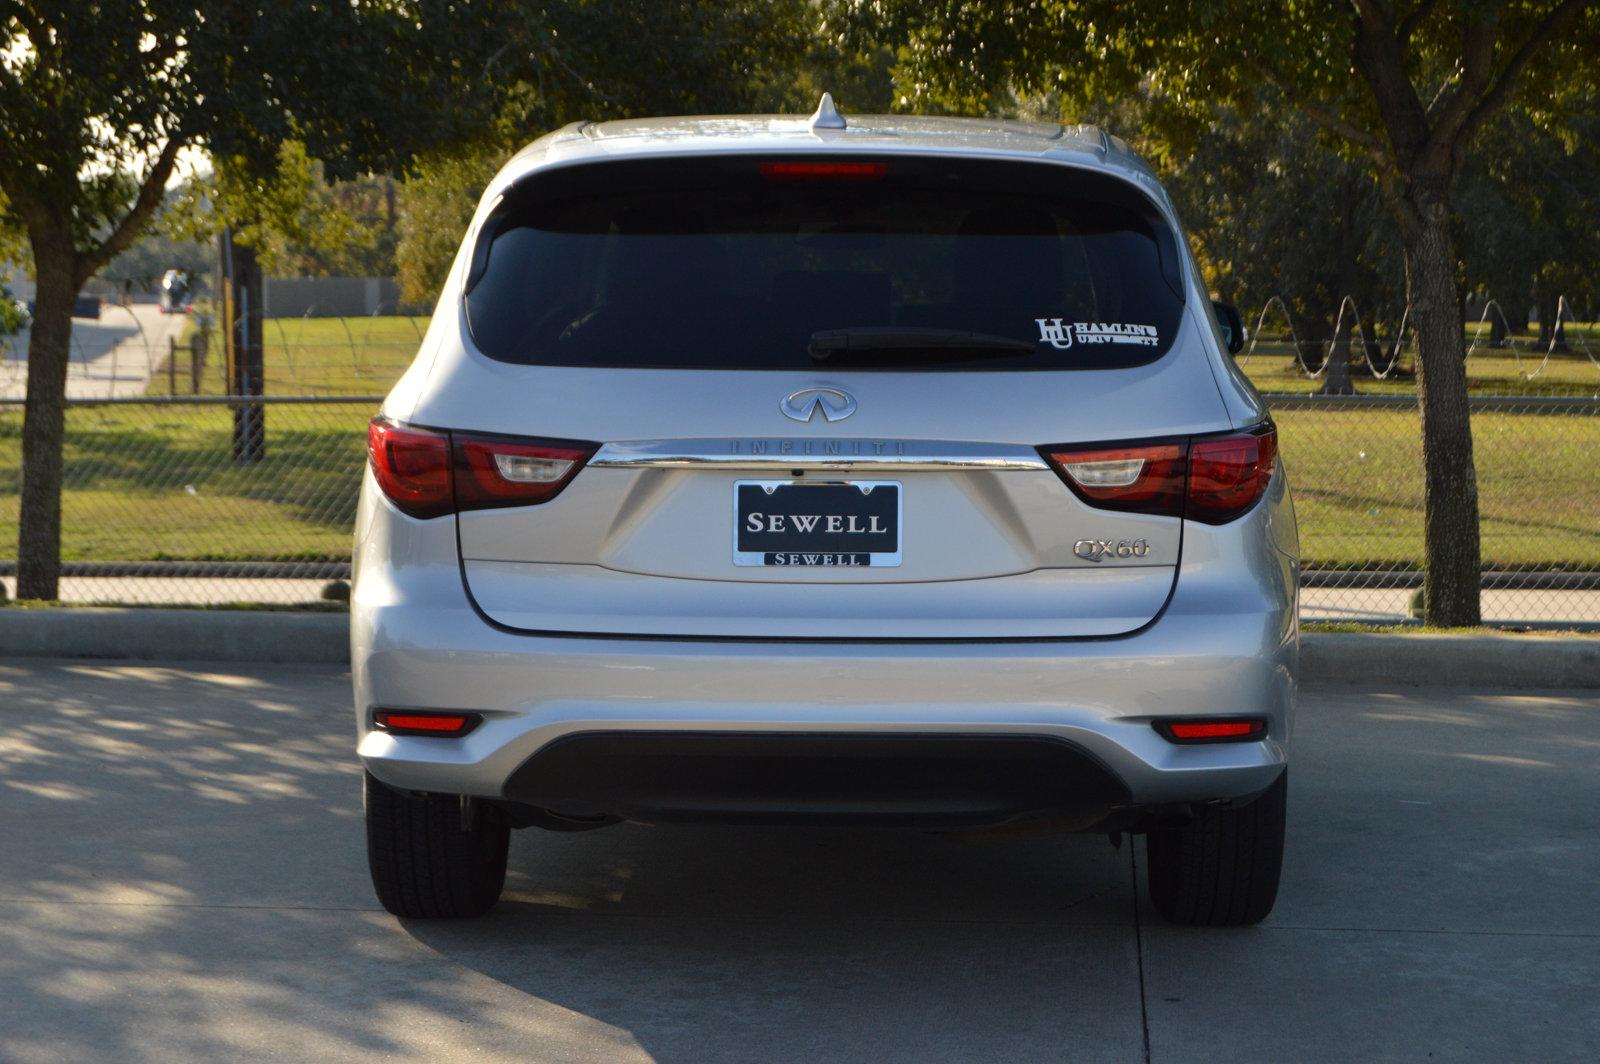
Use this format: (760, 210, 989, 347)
(1037, 319, 1160, 349)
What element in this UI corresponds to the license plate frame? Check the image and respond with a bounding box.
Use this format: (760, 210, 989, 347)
(733, 479, 902, 567)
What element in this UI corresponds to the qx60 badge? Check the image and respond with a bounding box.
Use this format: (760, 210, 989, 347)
(1074, 538, 1152, 562)
(781, 387, 857, 423)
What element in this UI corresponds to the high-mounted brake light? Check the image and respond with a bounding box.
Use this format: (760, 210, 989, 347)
(372, 710, 481, 737)
(1154, 718, 1267, 744)
(367, 418, 595, 517)
(1041, 424, 1276, 524)
(760, 161, 888, 180)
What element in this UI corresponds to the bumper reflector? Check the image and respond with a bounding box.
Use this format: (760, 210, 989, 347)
(372, 710, 481, 737)
(1155, 719, 1267, 744)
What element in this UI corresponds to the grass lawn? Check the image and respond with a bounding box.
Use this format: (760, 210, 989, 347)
(1276, 407, 1600, 569)
(0, 316, 1592, 568)
(147, 314, 427, 397)
(1238, 343, 1600, 397)
(0, 401, 371, 561)
(0, 402, 1593, 569)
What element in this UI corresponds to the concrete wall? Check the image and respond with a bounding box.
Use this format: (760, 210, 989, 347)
(263, 277, 403, 318)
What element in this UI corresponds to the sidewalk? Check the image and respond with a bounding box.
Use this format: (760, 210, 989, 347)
(0, 303, 191, 399)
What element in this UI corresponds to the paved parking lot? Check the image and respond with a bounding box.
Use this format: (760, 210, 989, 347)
(1, 660, 1595, 1063)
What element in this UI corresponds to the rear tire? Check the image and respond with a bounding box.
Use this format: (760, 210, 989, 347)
(1146, 770, 1286, 926)
(365, 772, 509, 918)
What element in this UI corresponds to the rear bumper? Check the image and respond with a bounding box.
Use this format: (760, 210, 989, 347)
(356, 604, 1293, 810)
(503, 731, 1131, 826)
(353, 466, 1299, 817)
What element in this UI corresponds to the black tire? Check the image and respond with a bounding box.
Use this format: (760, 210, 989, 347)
(364, 771, 509, 918)
(1146, 769, 1287, 927)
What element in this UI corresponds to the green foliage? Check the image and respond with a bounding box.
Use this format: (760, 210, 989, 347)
(397, 146, 505, 307)
(0, 2, 495, 267)
(101, 190, 213, 296)
(201, 143, 400, 279)
(393, 0, 830, 305)
(1458, 86, 1600, 316)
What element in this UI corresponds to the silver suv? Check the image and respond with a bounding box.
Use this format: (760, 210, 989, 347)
(354, 98, 1298, 926)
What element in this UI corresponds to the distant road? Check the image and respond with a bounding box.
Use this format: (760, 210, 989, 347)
(0, 302, 191, 400)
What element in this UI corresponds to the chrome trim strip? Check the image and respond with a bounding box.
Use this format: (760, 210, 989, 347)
(590, 439, 1050, 472)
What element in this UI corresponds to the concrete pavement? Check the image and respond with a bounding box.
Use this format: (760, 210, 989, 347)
(0, 662, 1596, 1062)
(0, 302, 191, 399)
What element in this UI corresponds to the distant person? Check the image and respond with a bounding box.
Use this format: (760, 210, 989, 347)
(159, 269, 190, 314)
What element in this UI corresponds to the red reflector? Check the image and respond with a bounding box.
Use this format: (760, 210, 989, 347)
(1157, 719, 1267, 743)
(368, 418, 453, 519)
(760, 161, 888, 180)
(373, 711, 478, 736)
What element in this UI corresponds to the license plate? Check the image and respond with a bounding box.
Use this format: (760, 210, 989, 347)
(734, 480, 901, 567)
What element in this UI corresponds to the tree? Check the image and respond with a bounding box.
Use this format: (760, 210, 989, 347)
(834, 0, 1597, 625)
(1089, 93, 1404, 390)
(1457, 88, 1600, 351)
(0, 2, 496, 599)
(396, 0, 825, 306)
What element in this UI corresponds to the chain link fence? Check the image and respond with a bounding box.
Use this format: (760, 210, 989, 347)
(1, 307, 1597, 625)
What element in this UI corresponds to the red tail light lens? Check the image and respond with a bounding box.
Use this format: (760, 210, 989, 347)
(1042, 442, 1187, 517)
(372, 710, 481, 737)
(1041, 424, 1276, 524)
(368, 418, 594, 517)
(453, 434, 596, 511)
(1154, 718, 1267, 744)
(368, 419, 453, 519)
(1187, 425, 1278, 525)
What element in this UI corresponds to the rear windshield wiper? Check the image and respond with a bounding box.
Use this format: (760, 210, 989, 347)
(809, 327, 1037, 361)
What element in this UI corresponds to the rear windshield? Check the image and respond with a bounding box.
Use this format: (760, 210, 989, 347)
(464, 156, 1185, 371)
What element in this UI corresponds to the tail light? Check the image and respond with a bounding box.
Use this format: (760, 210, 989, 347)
(368, 420, 453, 519)
(1042, 423, 1276, 525)
(367, 417, 595, 518)
(1187, 427, 1278, 524)
(1153, 718, 1267, 744)
(1045, 442, 1187, 516)
(453, 432, 593, 511)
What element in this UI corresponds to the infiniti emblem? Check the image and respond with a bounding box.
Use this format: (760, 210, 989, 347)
(780, 387, 857, 423)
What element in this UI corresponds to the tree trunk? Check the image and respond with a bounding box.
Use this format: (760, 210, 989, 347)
(1318, 313, 1356, 394)
(1399, 194, 1481, 626)
(1291, 306, 1331, 377)
(15, 229, 80, 601)
(1506, 302, 1529, 335)
(1535, 288, 1568, 352)
(1488, 311, 1506, 349)
(1357, 316, 1384, 375)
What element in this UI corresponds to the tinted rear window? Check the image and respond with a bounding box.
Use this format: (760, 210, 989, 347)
(465, 156, 1185, 371)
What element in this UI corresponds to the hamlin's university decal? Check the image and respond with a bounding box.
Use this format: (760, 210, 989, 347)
(1036, 319, 1160, 350)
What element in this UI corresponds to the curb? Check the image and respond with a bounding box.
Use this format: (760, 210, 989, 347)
(0, 608, 348, 664)
(1, 609, 1597, 688)
(1298, 631, 1600, 689)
